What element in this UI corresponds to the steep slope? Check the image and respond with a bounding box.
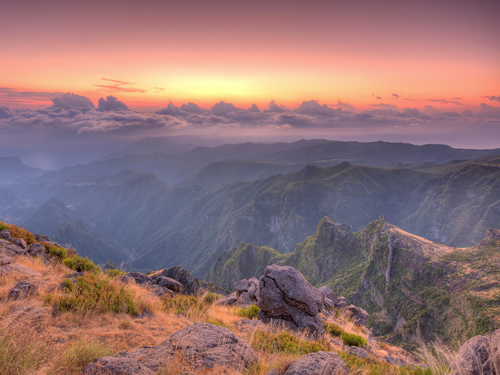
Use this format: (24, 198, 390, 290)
(24, 197, 81, 235)
(50, 220, 127, 264)
(0, 156, 45, 182)
(404, 156, 500, 246)
(210, 216, 500, 347)
(133, 163, 430, 276)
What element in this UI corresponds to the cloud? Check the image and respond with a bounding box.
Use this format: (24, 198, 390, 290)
(370, 103, 398, 110)
(247, 104, 261, 112)
(211, 101, 244, 116)
(452, 97, 463, 100)
(481, 95, 500, 102)
(93, 78, 146, 93)
(98, 96, 129, 111)
(331, 100, 356, 112)
(476, 103, 500, 118)
(0, 107, 13, 119)
(372, 94, 382, 100)
(180, 102, 207, 115)
(265, 100, 286, 113)
(51, 93, 95, 110)
(156, 102, 181, 116)
(425, 99, 462, 105)
(295, 100, 336, 116)
(392, 93, 399, 100)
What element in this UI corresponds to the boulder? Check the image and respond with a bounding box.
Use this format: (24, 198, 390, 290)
(319, 285, 338, 304)
(34, 234, 50, 242)
(346, 305, 370, 326)
(0, 229, 14, 241)
(14, 238, 27, 249)
(27, 243, 46, 258)
(335, 296, 347, 308)
(284, 351, 350, 375)
(491, 329, 500, 371)
(156, 276, 184, 293)
(125, 272, 152, 285)
(148, 284, 174, 298)
(8, 281, 39, 300)
(170, 323, 258, 370)
(119, 274, 136, 285)
(0, 254, 12, 266)
(234, 277, 260, 308)
(83, 356, 155, 375)
(257, 264, 325, 337)
(0, 239, 26, 256)
(346, 346, 369, 359)
(453, 335, 493, 375)
(154, 266, 200, 295)
(0, 263, 41, 278)
(216, 291, 238, 306)
(85, 323, 257, 374)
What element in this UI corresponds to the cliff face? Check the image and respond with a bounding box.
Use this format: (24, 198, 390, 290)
(210, 216, 500, 348)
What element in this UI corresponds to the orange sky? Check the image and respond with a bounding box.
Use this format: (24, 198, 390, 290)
(1, 0, 499, 111)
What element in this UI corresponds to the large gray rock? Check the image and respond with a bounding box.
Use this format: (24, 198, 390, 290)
(83, 356, 155, 375)
(170, 323, 258, 370)
(0, 230, 14, 241)
(0, 239, 26, 257)
(0, 253, 11, 266)
(8, 281, 39, 300)
(346, 305, 370, 326)
(234, 277, 260, 308)
(257, 264, 325, 337)
(14, 238, 27, 249)
(34, 234, 51, 242)
(156, 276, 184, 293)
(319, 285, 338, 304)
(491, 329, 500, 372)
(125, 272, 152, 285)
(154, 266, 200, 295)
(27, 243, 46, 258)
(85, 323, 257, 374)
(216, 291, 238, 306)
(453, 335, 493, 375)
(346, 346, 369, 359)
(284, 351, 350, 375)
(0, 263, 41, 278)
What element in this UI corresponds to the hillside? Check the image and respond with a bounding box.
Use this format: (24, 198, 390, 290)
(210, 216, 500, 347)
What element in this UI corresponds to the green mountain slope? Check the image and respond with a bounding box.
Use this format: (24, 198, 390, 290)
(50, 220, 127, 264)
(24, 197, 80, 235)
(210, 216, 500, 348)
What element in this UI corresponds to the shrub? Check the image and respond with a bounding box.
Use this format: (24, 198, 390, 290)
(162, 295, 210, 321)
(8, 224, 35, 244)
(47, 246, 69, 261)
(341, 332, 367, 347)
(0, 327, 51, 374)
(50, 273, 140, 315)
(202, 292, 220, 304)
(51, 339, 113, 375)
(106, 268, 125, 278)
(0, 222, 9, 231)
(324, 323, 344, 337)
(63, 255, 99, 273)
(207, 318, 231, 329)
(236, 304, 260, 319)
(252, 329, 328, 355)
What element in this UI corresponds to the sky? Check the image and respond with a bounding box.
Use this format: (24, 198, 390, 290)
(0, 0, 499, 168)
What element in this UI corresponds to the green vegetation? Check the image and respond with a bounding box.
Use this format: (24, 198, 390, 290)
(105, 268, 125, 277)
(162, 295, 212, 321)
(63, 255, 99, 273)
(202, 292, 220, 304)
(48, 273, 140, 315)
(324, 323, 344, 337)
(236, 304, 260, 319)
(341, 332, 367, 347)
(51, 339, 113, 375)
(0, 222, 9, 231)
(251, 329, 328, 355)
(47, 245, 70, 261)
(338, 352, 433, 375)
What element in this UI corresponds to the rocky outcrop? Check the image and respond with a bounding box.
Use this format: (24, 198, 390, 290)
(8, 281, 39, 300)
(491, 329, 500, 372)
(0, 239, 26, 257)
(0, 263, 41, 278)
(216, 292, 238, 306)
(156, 276, 184, 293)
(84, 323, 258, 374)
(346, 305, 370, 326)
(170, 323, 258, 370)
(233, 277, 260, 307)
(27, 243, 45, 258)
(257, 265, 325, 337)
(125, 272, 152, 285)
(479, 228, 500, 246)
(153, 266, 200, 295)
(282, 351, 350, 375)
(0, 253, 12, 266)
(453, 335, 493, 375)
